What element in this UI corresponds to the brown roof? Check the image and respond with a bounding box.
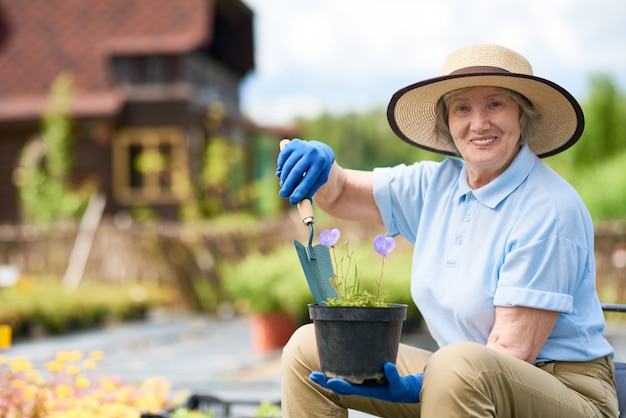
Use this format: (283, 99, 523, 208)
(0, 0, 216, 121)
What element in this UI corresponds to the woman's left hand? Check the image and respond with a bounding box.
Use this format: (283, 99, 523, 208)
(310, 362, 423, 403)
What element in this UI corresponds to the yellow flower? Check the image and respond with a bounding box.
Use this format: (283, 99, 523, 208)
(66, 364, 81, 375)
(0, 349, 175, 418)
(82, 359, 97, 370)
(67, 350, 83, 363)
(88, 350, 104, 361)
(55, 383, 74, 400)
(142, 377, 171, 393)
(101, 376, 121, 391)
(44, 396, 59, 412)
(74, 375, 91, 389)
(8, 356, 32, 373)
(29, 372, 46, 386)
(55, 350, 71, 363)
(46, 360, 63, 372)
(23, 384, 38, 401)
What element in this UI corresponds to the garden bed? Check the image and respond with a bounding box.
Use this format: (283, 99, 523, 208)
(0, 277, 175, 340)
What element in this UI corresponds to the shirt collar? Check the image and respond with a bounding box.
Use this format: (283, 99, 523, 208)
(454, 145, 537, 208)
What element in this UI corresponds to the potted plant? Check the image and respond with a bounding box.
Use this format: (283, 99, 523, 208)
(222, 245, 315, 354)
(308, 229, 408, 384)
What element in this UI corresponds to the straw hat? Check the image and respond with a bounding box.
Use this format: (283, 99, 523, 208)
(387, 44, 584, 158)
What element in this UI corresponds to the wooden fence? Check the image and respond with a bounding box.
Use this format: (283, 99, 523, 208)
(0, 218, 625, 309)
(0, 214, 308, 309)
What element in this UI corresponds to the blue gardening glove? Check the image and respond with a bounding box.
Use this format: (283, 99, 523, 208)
(310, 362, 423, 404)
(276, 139, 334, 205)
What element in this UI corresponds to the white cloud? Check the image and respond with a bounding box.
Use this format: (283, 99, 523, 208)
(242, 0, 626, 125)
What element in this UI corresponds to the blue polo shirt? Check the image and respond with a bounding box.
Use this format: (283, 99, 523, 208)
(373, 145, 613, 363)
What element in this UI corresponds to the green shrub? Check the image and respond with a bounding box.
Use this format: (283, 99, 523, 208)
(221, 244, 316, 319)
(221, 238, 420, 322)
(0, 278, 172, 338)
(571, 150, 626, 220)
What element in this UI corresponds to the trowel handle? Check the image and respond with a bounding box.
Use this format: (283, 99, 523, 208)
(296, 199, 315, 226)
(280, 139, 315, 226)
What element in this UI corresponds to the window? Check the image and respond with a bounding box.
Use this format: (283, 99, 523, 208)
(112, 127, 189, 204)
(111, 55, 181, 86)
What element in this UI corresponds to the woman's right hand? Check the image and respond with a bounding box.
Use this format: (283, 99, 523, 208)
(277, 139, 335, 205)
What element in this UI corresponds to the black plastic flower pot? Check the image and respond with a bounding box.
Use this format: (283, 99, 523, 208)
(309, 303, 407, 384)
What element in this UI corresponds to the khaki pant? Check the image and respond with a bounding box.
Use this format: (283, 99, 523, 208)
(281, 324, 618, 417)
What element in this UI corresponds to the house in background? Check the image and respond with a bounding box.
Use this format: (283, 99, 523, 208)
(0, 0, 288, 223)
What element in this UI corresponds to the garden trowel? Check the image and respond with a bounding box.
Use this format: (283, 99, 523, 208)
(292, 199, 338, 304)
(280, 140, 338, 304)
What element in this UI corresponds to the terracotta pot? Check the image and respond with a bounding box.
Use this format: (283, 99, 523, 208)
(309, 303, 407, 384)
(250, 311, 297, 354)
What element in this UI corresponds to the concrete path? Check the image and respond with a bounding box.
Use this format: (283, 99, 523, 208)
(6, 311, 281, 405)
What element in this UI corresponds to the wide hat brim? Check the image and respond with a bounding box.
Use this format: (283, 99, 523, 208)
(387, 71, 585, 158)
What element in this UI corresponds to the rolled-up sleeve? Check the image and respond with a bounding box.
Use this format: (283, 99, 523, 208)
(494, 287, 574, 313)
(494, 235, 587, 314)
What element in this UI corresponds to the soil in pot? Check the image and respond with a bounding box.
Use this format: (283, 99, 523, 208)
(309, 303, 407, 384)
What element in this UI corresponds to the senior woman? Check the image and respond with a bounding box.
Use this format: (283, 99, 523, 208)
(276, 44, 618, 417)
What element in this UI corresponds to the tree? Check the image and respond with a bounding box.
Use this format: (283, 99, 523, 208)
(569, 74, 626, 166)
(296, 107, 443, 170)
(544, 74, 626, 220)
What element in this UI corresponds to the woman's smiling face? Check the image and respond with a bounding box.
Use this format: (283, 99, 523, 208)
(448, 86, 522, 188)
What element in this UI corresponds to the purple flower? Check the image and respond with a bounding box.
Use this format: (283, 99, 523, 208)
(319, 228, 340, 248)
(373, 235, 396, 256)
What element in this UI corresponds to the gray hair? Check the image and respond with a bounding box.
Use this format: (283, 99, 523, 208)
(434, 87, 540, 155)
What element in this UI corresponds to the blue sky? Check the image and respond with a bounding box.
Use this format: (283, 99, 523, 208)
(240, 0, 626, 126)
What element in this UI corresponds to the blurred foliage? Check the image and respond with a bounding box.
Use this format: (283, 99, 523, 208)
(13, 73, 95, 226)
(201, 136, 246, 216)
(296, 74, 626, 221)
(221, 244, 316, 319)
(550, 150, 626, 221)
(171, 408, 214, 418)
(253, 401, 282, 418)
(250, 133, 284, 218)
(544, 74, 626, 220)
(0, 350, 172, 417)
(220, 239, 420, 321)
(567, 74, 626, 166)
(185, 125, 280, 220)
(0, 278, 173, 339)
(296, 108, 444, 170)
